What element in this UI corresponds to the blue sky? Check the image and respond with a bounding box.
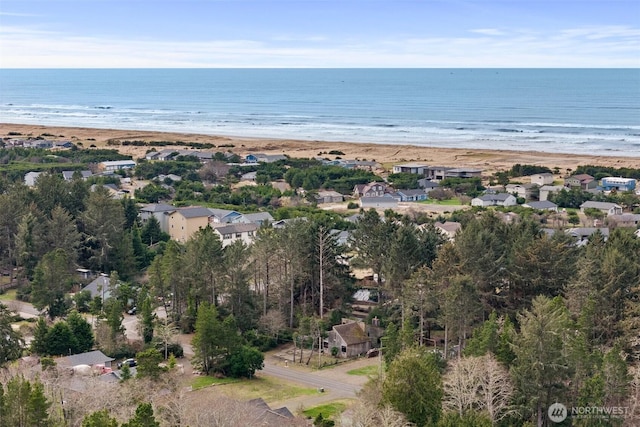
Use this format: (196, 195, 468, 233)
(1, 0, 638, 67)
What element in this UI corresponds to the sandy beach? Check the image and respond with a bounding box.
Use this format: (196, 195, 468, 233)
(2, 123, 638, 174)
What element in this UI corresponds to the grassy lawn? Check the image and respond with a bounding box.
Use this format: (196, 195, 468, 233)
(191, 375, 240, 390)
(217, 376, 317, 402)
(0, 289, 17, 301)
(346, 365, 380, 377)
(302, 401, 349, 420)
(420, 198, 463, 205)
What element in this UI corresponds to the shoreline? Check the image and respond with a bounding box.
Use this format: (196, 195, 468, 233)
(2, 122, 639, 174)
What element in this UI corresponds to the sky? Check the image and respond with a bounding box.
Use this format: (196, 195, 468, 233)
(1, 0, 639, 68)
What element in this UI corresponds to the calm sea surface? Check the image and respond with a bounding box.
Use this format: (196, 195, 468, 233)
(1, 69, 639, 156)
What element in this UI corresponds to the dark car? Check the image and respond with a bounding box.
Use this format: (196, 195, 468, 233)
(117, 358, 137, 369)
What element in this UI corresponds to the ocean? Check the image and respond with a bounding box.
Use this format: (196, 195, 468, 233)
(1, 69, 639, 156)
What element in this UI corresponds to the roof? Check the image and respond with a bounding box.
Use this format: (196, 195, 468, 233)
(580, 201, 622, 210)
(477, 193, 513, 202)
(84, 276, 111, 300)
(396, 189, 427, 196)
(62, 170, 92, 180)
(333, 322, 369, 345)
(540, 185, 564, 191)
(209, 208, 240, 221)
(570, 174, 594, 182)
(213, 222, 259, 235)
(394, 162, 429, 168)
(524, 200, 558, 209)
(566, 227, 610, 238)
(418, 179, 440, 189)
(316, 190, 344, 197)
(140, 203, 175, 213)
(175, 207, 213, 219)
(435, 221, 462, 234)
(59, 350, 114, 367)
(100, 160, 136, 166)
(242, 212, 274, 224)
(530, 172, 554, 177)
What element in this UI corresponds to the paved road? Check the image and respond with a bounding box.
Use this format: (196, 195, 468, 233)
(260, 362, 361, 398)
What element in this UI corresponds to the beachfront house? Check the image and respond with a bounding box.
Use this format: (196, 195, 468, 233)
(529, 173, 555, 186)
(98, 160, 136, 172)
(392, 163, 430, 175)
(601, 177, 636, 192)
(245, 153, 287, 163)
(580, 201, 623, 216)
(505, 183, 538, 200)
(471, 193, 517, 207)
(565, 174, 597, 190)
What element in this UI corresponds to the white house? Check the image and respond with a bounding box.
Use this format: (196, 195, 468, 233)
(529, 173, 554, 186)
(392, 163, 429, 175)
(539, 185, 564, 201)
(505, 183, 538, 200)
(315, 190, 345, 204)
(523, 200, 558, 211)
(99, 160, 136, 172)
(580, 201, 623, 216)
(24, 171, 43, 187)
(213, 223, 258, 247)
(471, 193, 517, 207)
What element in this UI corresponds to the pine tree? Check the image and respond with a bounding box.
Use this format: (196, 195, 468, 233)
(0, 303, 23, 364)
(122, 403, 159, 427)
(31, 317, 50, 356)
(67, 310, 95, 353)
(82, 409, 119, 427)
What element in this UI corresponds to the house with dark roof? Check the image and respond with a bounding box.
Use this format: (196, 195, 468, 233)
(58, 350, 114, 369)
(213, 223, 259, 247)
(565, 174, 597, 190)
(168, 207, 213, 242)
(326, 321, 371, 358)
(246, 398, 295, 423)
(352, 182, 390, 198)
(139, 203, 176, 233)
(566, 227, 610, 246)
(62, 170, 93, 181)
(83, 275, 112, 304)
(315, 190, 345, 204)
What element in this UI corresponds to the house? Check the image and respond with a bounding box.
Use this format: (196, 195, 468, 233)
(471, 193, 517, 207)
(326, 321, 371, 358)
(145, 151, 160, 161)
(607, 214, 640, 228)
(168, 207, 213, 242)
(98, 160, 136, 172)
(336, 160, 380, 170)
(505, 183, 538, 200)
(601, 177, 636, 192)
(53, 141, 73, 149)
(566, 228, 610, 245)
(245, 153, 287, 163)
(417, 179, 440, 191)
(239, 212, 274, 226)
(241, 171, 257, 181)
(529, 173, 554, 186)
(212, 223, 258, 247)
(393, 189, 428, 202)
(445, 168, 483, 178)
(62, 170, 92, 181)
(359, 196, 398, 209)
(580, 201, 623, 216)
(565, 174, 597, 190)
(83, 274, 112, 303)
(272, 217, 307, 229)
(392, 163, 430, 175)
(353, 182, 390, 198)
(539, 185, 564, 201)
(154, 173, 182, 183)
(24, 171, 43, 187)
(139, 203, 175, 233)
(434, 221, 462, 240)
(246, 398, 295, 423)
(330, 229, 351, 247)
(315, 190, 344, 204)
(209, 208, 242, 224)
(523, 200, 558, 211)
(58, 350, 114, 370)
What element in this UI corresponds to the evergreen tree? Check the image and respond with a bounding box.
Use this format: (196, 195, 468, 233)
(136, 348, 163, 380)
(82, 409, 119, 427)
(30, 316, 50, 356)
(67, 310, 95, 353)
(140, 215, 168, 246)
(0, 303, 23, 364)
(139, 296, 155, 344)
(4, 376, 51, 427)
(122, 403, 159, 427)
(46, 321, 78, 356)
(31, 248, 73, 318)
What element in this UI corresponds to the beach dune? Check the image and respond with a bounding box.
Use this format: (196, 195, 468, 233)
(1, 123, 638, 174)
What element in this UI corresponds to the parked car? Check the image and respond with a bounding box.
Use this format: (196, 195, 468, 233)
(127, 306, 137, 315)
(117, 358, 137, 369)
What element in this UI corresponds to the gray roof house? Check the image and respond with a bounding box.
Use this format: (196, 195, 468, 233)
(523, 200, 559, 211)
(213, 223, 259, 247)
(471, 193, 517, 207)
(59, 350, 114, 368)
(580, 201, 623, 216)
(239, 212, 275, 225)
(139, 203, 176, 233)
(566, 227, 610, 246)
(326, 321, 371, 358)
(434, 221, 462, 240)
(83, 275, 112, 303)
(62, 170, 93, 181)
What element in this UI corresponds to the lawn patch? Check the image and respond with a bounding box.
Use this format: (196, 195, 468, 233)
(346, 365, 380, 376)
(219, 376, 317, 402)
(303, 401, 349, 420)
(191, 375, 239, 390)
(0, 289, 17, 302)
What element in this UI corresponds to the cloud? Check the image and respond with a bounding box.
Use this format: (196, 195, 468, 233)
(469, 28, 506, 36)
(1, 24, 639, 68)
(0, 11, 41, 17)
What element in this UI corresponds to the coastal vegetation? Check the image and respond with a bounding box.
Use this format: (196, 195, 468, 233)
(0, 141, 639, 425)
